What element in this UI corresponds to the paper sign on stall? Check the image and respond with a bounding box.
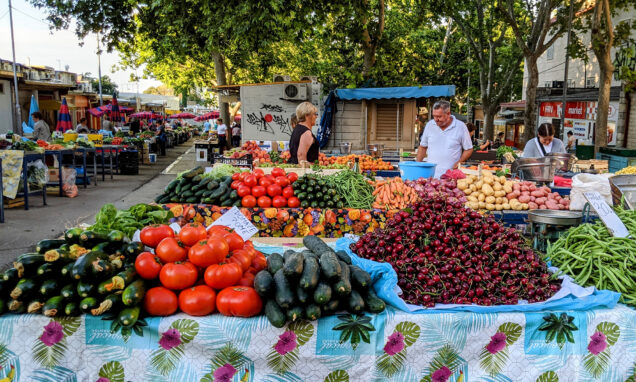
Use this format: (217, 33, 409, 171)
(584, 192, 630, 238)
(209, 206, 259, 240)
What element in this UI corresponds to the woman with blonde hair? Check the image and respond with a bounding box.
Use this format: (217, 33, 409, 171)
(289, 102, 319, 164)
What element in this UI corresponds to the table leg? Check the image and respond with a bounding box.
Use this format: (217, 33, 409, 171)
(0, 159, 4, 223)
(100, 149, 105, 182)
(109, 152, 113, 180)
(57, 152, 63, 197)
(93, 154, 98, 186)
(23, 159, 29, 210)
(83, 151, 88, 189)
(115, 149, 119, 175)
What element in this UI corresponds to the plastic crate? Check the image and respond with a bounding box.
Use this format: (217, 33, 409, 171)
(119, 150, 139, 175)
(211, 154, 253, 168)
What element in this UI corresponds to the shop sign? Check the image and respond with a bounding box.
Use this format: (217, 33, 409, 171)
(564, 102, 586, 119)
(540, 102, 561, 117)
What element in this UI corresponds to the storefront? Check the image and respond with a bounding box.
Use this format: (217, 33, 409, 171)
(538, 100, 619, 146)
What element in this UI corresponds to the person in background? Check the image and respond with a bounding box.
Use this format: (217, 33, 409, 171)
(130, 118, 140, 135)
(156, 122, 167, 156)
(290, 114, 298, 130)
(521, 123, 567, 158)
(493, 132, 505, 149)
(76, 117, 90, 133)
(232, 122, 241, 147)
(566, 131, 576, 153)
(216, 118, 228, 153)
(32, 112, 51, 142)
(416, 100, 473, 178)
(102, 118, 113, 133)
(289, 102, 320, 165)
(466, 122, 491, 150)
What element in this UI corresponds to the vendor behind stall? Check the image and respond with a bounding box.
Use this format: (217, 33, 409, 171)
(416, 100, 473, 178)
(521, 123, 567, 158)
(467, 122, 491, 150)
(289, 102, 319, 165)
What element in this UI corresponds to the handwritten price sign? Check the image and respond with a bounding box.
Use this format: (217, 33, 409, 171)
(583, 192, 630, 238)
(208, 207, 259, 241)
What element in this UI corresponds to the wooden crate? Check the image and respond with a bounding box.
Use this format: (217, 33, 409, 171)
(3, 197, 25, 208)
(573, 160, 609, 173)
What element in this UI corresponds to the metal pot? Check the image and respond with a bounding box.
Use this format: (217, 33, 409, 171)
(610, 174, 636, 210)
(339, 142, 352, 155)
(367, 144, 384, 158)
(546, 152, 576, 172)
(511, 157, 564, 183)
(528, 210, 583, 225)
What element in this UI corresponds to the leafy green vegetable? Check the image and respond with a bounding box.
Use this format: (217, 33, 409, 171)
(90, 203, 173, 238)
(496, 145, 517, 160)
(201, 164, 244, 179)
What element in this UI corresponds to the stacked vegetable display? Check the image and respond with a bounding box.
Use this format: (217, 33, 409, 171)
(371, 178, 419, 210)
(350, 193, 560, 306)
(229, 167, 300, 208)
(154, 166, 242, 206)
(255, 236, 384, 328)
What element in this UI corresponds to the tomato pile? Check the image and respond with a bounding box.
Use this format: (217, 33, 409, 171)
(231, 167, 300, 208)
(135, 223, 266, 317)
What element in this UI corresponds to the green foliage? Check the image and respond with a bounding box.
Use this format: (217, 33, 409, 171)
(538, 313, 578, 349)
(536, 371, 559, 382)
(99, 361, 125, 382)
(324, 370, 349, 382)
(150, 319, 200, 376)
(332, 314, 376, 350)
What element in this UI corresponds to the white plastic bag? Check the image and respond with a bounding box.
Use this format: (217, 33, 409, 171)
(27, 159, 49, 190)
(569, 173, 613, 210)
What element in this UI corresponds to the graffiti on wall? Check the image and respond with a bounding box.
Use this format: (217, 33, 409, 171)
(244, 104, 293, 137)
(614, 42, 636, 81)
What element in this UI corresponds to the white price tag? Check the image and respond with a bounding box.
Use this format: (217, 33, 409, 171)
(584, 192, 630, 238)
(208, 206, 258, 241)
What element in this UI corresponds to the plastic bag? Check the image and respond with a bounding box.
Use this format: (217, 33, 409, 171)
(27, 160, 49, 190)
(62, 166, 78, 198)
(569, 173, 613, 210)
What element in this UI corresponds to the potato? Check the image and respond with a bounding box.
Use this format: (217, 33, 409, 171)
(481, 170, 492, 178)
(468, 201, 480, 210)
(478, 193, 486, 202)
(475, 180, 484, 190)
(494, 190, 506, 197)
(485, 195, 496, 204)
(499, 176, 507, 184)
(464, 188, 472, 196)
(495, 197, 504, 204)
(478, 201, 486, 209)
(484, 176, 495, 186)
(502, 203, 511, 210)
(467, 196, 478, 203)
(470, 184, 477, 192)
(495, 204, 504, 210)
(518, 194, 531, 203)
(457, 180, 467, 190)
(485, 203, 496, 211)
(521, 203, 529, 210)
(493, 182, 503, 191)
(482, 184, 494, 196)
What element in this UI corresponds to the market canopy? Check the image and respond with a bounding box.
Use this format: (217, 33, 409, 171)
(333, 85, 455, 101)
(168, 112, 196, 119)
(87, 104, 134, 117)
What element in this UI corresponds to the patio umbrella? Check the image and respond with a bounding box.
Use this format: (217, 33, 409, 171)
(169, 112, 196, 119)
(130, 111, 155, 119)
(110, 94, 121, 122)
(56, 97, 73, 132)
(194, 111, 220, 121)
(234, 114, 241, 121)
(27, 95, 39, 128)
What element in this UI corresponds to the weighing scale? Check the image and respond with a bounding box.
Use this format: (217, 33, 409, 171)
(527, 210, 583, 252)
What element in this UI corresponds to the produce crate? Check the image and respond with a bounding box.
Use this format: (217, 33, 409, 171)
(573, 159, 609, 173)
(211, 154, 252, 169)
(596, 153, 636, 173)
(599, 147, 636, 157)
(119, 150, 139, 175)
(3, 197, 24, 208)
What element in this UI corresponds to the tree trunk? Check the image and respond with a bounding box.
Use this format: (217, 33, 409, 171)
(212, 51, 230, 146)
(523, 58, 540, 143)
(595, 65, 612, 153)
(483, 105, 497, 143)
(361, 0, 385, 79)
(591, 0, 614, 154)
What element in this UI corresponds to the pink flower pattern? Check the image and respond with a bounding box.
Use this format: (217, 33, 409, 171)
(96, 378, 110, 382)
(384, 331, 405, 356)
(588, 331, 608, 355)
(486, 332, 507, 354)
(40, 321, 64, 347)
(213, 363, 237, 382)
(431, 366, 452, 382)
(159, 328, 182, 350)
(274, 330, 297, 355)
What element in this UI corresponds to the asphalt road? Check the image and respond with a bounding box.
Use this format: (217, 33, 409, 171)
(0, 142, 195, 268)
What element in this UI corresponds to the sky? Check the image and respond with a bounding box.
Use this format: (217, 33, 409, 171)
(0, 0, 162, 92)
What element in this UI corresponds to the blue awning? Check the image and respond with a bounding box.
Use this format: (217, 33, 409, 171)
(334, 85, 455, 101)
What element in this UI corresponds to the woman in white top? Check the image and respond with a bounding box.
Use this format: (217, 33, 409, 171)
(521, 123, 567, 158)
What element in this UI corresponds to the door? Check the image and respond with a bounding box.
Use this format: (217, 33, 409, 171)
(367, 100, 415, 150)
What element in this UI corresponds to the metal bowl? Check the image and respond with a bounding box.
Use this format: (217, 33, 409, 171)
(546, 152, 576, 172)
(511, 157, 564, 183)
(609, 174, 636, 210)
(528, 209, 583, 225)
(339, 142, 352, 155)
(367, 144, 384, 158)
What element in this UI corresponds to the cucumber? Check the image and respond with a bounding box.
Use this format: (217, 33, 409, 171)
(207, 180, 220, 190)
(14, 253, 45, 277)
(319, 252, 342, 280)
(264, 300, 286, 328)
(80, 297, 99, 314)
(283, 252, 304, 278)
(181, 190, 194, 198)
(364, 288, 386, 313)
(157, 194, 171, 204)
(209, 184, 227, 199)
(122, 280, 145, 306)
(192, 174, 202, 183)
(254, 270, 274, 297)
(64, 228, 83, 244)
(64, 301, 81, 316)
(36, 239, 66, 254)
(273, 269, 294, 309)
(40, 279, 61, 298)
(186, 196, 199, 203)
(335, 250, 352, 265)
(199, 177, 212, 187)
(283, 250, 296, 262)
(77, 280, 96, 298)
(350, 265, 371, 289)
(165, 179, 179, 192)
(303, 236, 333, 254)
(322, 298, 341, 315)
(43, 296, 65, 317)
(267, 253, 284, 274)
(118, 306, 141, 327)
(61, 263, 75, 279)
(10, 278, 38, 300)
(194, 189, 206, 197)
(301, 250, 319, 260)
(91, 294, 120, 315)
(60, 283, 77, 300)
(286, 306, 304, 322)
(71, 251, 109, 280)
(3, 268, 20, 284)
(27, 299, 44, 313)
(313, 281, 332, 305)
(333, 261, 352, 296)
(296, 285, 310, 304)
(299, 257, 319, 290)
(305, 304, 322, 321)
(347, 290, 365, 314)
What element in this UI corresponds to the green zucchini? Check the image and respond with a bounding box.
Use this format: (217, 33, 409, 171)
(364, 288, 386, 313)
(267, 253, 284, 274)
(79, 230, 109, 247)
(91, 259, 115, 276)
(77, 280, 96, 298)
(124, 242, 144, 258)
(71, 250, 109, 280)
(64, 228, 83, 244)
(0, 298, 4, 315)
(92, 242, 111, 253)
(10, 278, 38, 300)
(79, 297, 99, 314)
(60, 283, 77, 300)
(305, 304, 322, 321)
(27, 298, 45, 313)
(122, 280, 145, 306)
(64, 301, 80, 316)
(296, 285, 310, 304)
(40, 279, 62, 298)
(61, 263, 75, 279)
(273, 269, 294, 309)
(333, 261, 352, 296)
(43, 296, 65, 317)
(254, 270, 274, 297)
(313, 281, 332, 305)
(44, 248, 74, 263)
(347, 290, 365, 314)
(3, 268, 20, 284)
(322, 298, 341, 315)
(36, 239, 66, 254)
(118, 306, 141, 327)
(319, 252, 342, 280)
(286, 306, 304, 322)
(283, 252, 304, 278)
(36, 262, 59, 278)
(299, 257, 319, 290)
(8, 300, 24, 312)
(91, 294, 120, 315)
(264, 300, 286, 328)
(335, 250, 352, 265)
(0, 279, 9, 297)
(350, 265, 371, 289)
(14, 253, 45, 277)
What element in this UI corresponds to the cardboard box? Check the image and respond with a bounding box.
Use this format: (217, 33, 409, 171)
(48, 168, 60, 182)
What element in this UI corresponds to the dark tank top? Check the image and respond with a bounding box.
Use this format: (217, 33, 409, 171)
(289, 124, 319, 164)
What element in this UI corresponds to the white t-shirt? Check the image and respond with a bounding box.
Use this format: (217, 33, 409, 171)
(420, 116, 473, 178)
(217, 124, 227, 135)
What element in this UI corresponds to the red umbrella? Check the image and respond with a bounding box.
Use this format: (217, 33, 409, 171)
(169, 112, 196, 119)
(234, 114, 241, 121)
(130, 111, 155, 119)
(194, 111, 220, 121)
(56, 98, 73, 132)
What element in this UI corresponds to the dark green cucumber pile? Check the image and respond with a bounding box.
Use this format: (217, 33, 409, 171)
(255, 236, 385, 327)
(0, 227, 147, 336)
(154, 166, 241, 206)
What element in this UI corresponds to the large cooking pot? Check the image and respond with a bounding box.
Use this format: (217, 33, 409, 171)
(511, 157, 564, 183)
(546, 152, 576, 172)
(339, 142, 352, 155)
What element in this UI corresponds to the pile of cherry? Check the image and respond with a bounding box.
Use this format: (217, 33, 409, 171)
(351, 194, 560, 307)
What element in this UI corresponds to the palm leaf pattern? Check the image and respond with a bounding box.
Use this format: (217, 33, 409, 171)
(98, 361, 124, 382)
(324, 369, 349, 382)
(200, 342, 252, 382)
(477, 374, 515, 382)
(32, 317, 82, 368)
(261, 371, 304, 382)
(198, 314, 270, 351)
(418, 314, 468, 352)
(150, 319, 199, 376)
(31, 366, 76, 382)
(479, 322, 522, 376)
(267, 320, 314, 374)
(419, 344, 463, 382)
(86, 345, 133, 362)
(317, 354, 360, 372)
(536, 371, 559, 382)
(583, 321, 620, 378)
(376, 321, 421, 378)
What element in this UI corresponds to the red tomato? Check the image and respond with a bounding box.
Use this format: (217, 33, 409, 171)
(237, 185, 252, 198)
(251, 253, 268, 272)
(242, 195, 257, 208)
(231, 173, 240, 181)
(238, 272, 255, 287)
(243, 174, 257, 187)
(143, 286, 178, 316)
(216, 286, 263, 317)
(188, 239, 227, 268)
(287, 196, 301, 208)
(135, 252, 163, 280)
(257, 195, 272, 208)
(231, 180, 243, 190)
(223, 231, 244, 251)
(204, 262, 243, 289)
(266, 184, 282, 197)
(208, 225, 231, 235)
(178, 223, 208, 247)
(178, 285, 216, 316)
(258, 177, 273, 187)
(207, 236, 230, 259)
(275, 176, 289, 187)
(155, 237, 188, 263)
(286, 172, 299, 183)
(140, 224, 174, 248)
(238, 172, 247, 181)
(228, 249, 253, 272)
(159, 262, 198, 290)
(271, 167, 286, 178)
(264, 174, 276, 183)
(251, 185, 266, 198)
(272, 195, 287, 208)
(253, 168, 265, 178)
(282, 186, 294, 198)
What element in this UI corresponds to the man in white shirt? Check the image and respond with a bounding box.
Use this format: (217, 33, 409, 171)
(416, 100, 473, 178)
(216, 118, 228, 153)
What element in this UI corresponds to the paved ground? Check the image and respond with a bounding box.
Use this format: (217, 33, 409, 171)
(0, 142, 196, 267)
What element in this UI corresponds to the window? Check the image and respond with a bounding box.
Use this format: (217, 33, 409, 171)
(586, 77, 597, 88)
(546, 45, 555, 60)
(568, 80, 576, 88)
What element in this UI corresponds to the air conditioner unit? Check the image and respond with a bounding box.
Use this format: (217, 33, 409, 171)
(300, 75, 318, 83)
(273, 74, 291, 82)
(586, 78, 597, 88)
(282, 84, 308, 101)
